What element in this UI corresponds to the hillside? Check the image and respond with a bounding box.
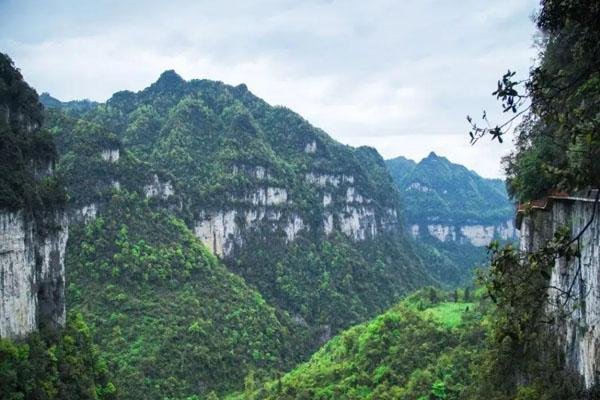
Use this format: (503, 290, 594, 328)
(230, 289, 485, 400)
(387, 152, 513, 226)
(0, 52, 117, 400)
(65, 192, 309, 399)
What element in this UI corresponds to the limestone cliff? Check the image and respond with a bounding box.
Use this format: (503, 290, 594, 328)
(409, 219, 517, 247)
(0, 211, 68, 337)
(0, 53, 68, 338)
(194, 170, 399, 257)
(518, 190, 600, 388)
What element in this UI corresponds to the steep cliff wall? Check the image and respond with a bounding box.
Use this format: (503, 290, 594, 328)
(409, 219, 517, 247)
(518, 192, 599, 388)
(0, 53, 68, 339)
(194, 170, 398, 257)
(0, 211, 68, 338)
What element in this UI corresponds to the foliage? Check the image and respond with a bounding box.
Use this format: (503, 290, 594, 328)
(0, 52, 66, 212)
(468, 236, 590, 400)
(0, 313, 117, 400)
(464, 1, 600, 397)
(230, 231, 430, 334)
(469, 0, 600, 201)
(386, 152, 512, 224)
(228, 289, 486, 400)
(386, 152, 515, 287)
(66, 191, 310, 399)
(45, 69, 434, 341)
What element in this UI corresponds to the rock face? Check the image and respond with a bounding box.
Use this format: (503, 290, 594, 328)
(101, 148, 120, 162)
(410, 219, 517, 247)
(144, 174, 175, 200)
(0, 53, 68, 339)
(193, 168, 400, 257)
(518, 192, 600, 388)
(0, 211, 68, 338)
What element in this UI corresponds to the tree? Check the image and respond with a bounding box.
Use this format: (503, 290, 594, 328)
(468, 0, 600, 201)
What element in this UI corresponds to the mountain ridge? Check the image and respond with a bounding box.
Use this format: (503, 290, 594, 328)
(39, 70, 438, 398)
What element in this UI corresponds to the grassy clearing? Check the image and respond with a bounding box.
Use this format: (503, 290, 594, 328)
(422, 301, 474, 328)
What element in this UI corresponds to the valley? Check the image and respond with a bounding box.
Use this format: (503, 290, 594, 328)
(1, 1, 599, 399)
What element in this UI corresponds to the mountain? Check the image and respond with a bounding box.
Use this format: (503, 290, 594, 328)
(40, 92, 98, 113)
(40, 70, 436, 397)
(388, 151, 514, 228)
(385, 152, 517, 285)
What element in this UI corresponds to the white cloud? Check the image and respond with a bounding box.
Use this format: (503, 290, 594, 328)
(0, 0, 539, 178)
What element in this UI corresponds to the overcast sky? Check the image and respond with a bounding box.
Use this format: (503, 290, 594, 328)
(0, 0, 540, 178)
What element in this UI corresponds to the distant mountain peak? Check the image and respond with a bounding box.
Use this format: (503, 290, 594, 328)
(154, 70, 185, 89)
(424, 151, 448, 163)
(39, 92, 62, 108)
(421, 152, 443, 165)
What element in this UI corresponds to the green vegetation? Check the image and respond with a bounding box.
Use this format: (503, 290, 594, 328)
(469, 1, 600, 201)
(465, 1, 600, 398)
(386, 152, 514, 287)
(45, 68, 434, 337)
(421, 302, 474, 329)
(387, 152, 512, 224)
(4, 1, 597, 398)
(0, 52, 66, 213)
(411, 234, 490, 288)
(66, 191, 309, 399)
(466, 239, 591, 400)
(0, 313, 116, 400)
(229, 288, 485, 400)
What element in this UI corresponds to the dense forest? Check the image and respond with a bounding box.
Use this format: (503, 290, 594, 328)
(1, 0, 599, 399)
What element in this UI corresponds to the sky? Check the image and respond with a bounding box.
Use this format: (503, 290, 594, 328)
(0, 0, 540, 178)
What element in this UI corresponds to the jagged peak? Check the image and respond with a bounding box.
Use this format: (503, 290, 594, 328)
(153, 70, 185, 89)
(39, 92, 62, 108)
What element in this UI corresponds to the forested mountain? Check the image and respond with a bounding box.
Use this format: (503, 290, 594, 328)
(387, 152, 513, 225)
(386, 152, 516, 286)
(37, 71, 439, 398)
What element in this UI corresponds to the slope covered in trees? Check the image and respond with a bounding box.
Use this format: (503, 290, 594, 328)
(65, 192, 309, 399)
(387, 152, 512, 224)
(229, 289, 485, 400)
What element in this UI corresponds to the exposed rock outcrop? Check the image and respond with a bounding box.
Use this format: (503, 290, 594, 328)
(409, 219, 517, 247)
(144, 174, 175, 200)
(0, 211, 68, 338)
(518, 191, 600, 388)
(101, 148, 120, 162)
